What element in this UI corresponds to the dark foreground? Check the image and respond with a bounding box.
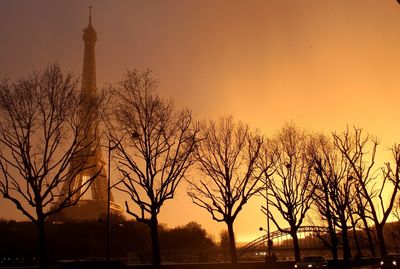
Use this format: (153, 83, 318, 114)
(0, 259, 380, 269)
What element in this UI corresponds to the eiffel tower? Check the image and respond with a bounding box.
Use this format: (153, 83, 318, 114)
(54, 8, 123, 221)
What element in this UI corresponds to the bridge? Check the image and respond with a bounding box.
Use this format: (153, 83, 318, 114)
(238, 226, 330, 258)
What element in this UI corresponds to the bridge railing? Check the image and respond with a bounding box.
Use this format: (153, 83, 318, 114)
(237, 226, 330, 258)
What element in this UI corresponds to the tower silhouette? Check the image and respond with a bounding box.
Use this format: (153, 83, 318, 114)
(54, 8, 122, 221)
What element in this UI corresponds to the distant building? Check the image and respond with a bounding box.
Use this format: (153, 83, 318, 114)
(52, 9, 123, 222)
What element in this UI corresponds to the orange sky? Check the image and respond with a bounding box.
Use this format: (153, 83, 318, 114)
(1, 0, 400, 243)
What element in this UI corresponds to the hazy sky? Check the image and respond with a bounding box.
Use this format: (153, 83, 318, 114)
(1, 0, 400, 242)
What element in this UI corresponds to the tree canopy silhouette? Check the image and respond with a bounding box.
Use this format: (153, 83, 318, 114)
(0, 64, 103, 268)
(333, 127, 400, 257)
(262, 123, 316, 261)
(110, 70, 200, 266)
(188, 116, 263, 263)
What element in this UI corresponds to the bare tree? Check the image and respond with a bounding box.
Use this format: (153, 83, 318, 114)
(264, 123, 316, 261)
(187, 116, 264, 263)
(310, 134, 354, 262)
(0, 64, 102, 268)
(309, 134, 340, 261)
(333, 127, 400, 256)
(111, 70, 199, 266)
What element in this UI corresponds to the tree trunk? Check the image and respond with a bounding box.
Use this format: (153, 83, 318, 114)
(360, 213, 376, 257)
(291, 231, 301, 261)
(37, 217, 47, 269)
(349, 213, 361, 257)
(150, 214, 161, 266)
(324, 203, 338, 261)
(376, 224, 387, 257)
(341, 222, 351, 262)
(323, 184, 338, 261)
(328, 222, 338, 261)
(226, 220, 237, 263)
(366, 227, 376, 257)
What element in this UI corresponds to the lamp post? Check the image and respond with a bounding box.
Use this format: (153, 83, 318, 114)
(106, 138, 118, 262)
(266, 185, 272, 258)
(106, 131, 140, 262)
(260, 176, 273, 260)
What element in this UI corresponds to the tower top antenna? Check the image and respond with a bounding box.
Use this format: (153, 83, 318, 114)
(89, 5, 92, 25)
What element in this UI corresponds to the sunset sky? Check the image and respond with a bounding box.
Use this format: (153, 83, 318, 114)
(1, 0, 400, 243)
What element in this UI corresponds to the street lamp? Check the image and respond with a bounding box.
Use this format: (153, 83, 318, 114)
(265, 185, 272, 258)
(106, 131, 139, 262)
(107, 138, 118, 262)
(260, 177, 273, 260)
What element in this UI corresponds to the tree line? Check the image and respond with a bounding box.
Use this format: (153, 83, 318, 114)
(0, 220, 216, 263)
(1, 64, 400, 267)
